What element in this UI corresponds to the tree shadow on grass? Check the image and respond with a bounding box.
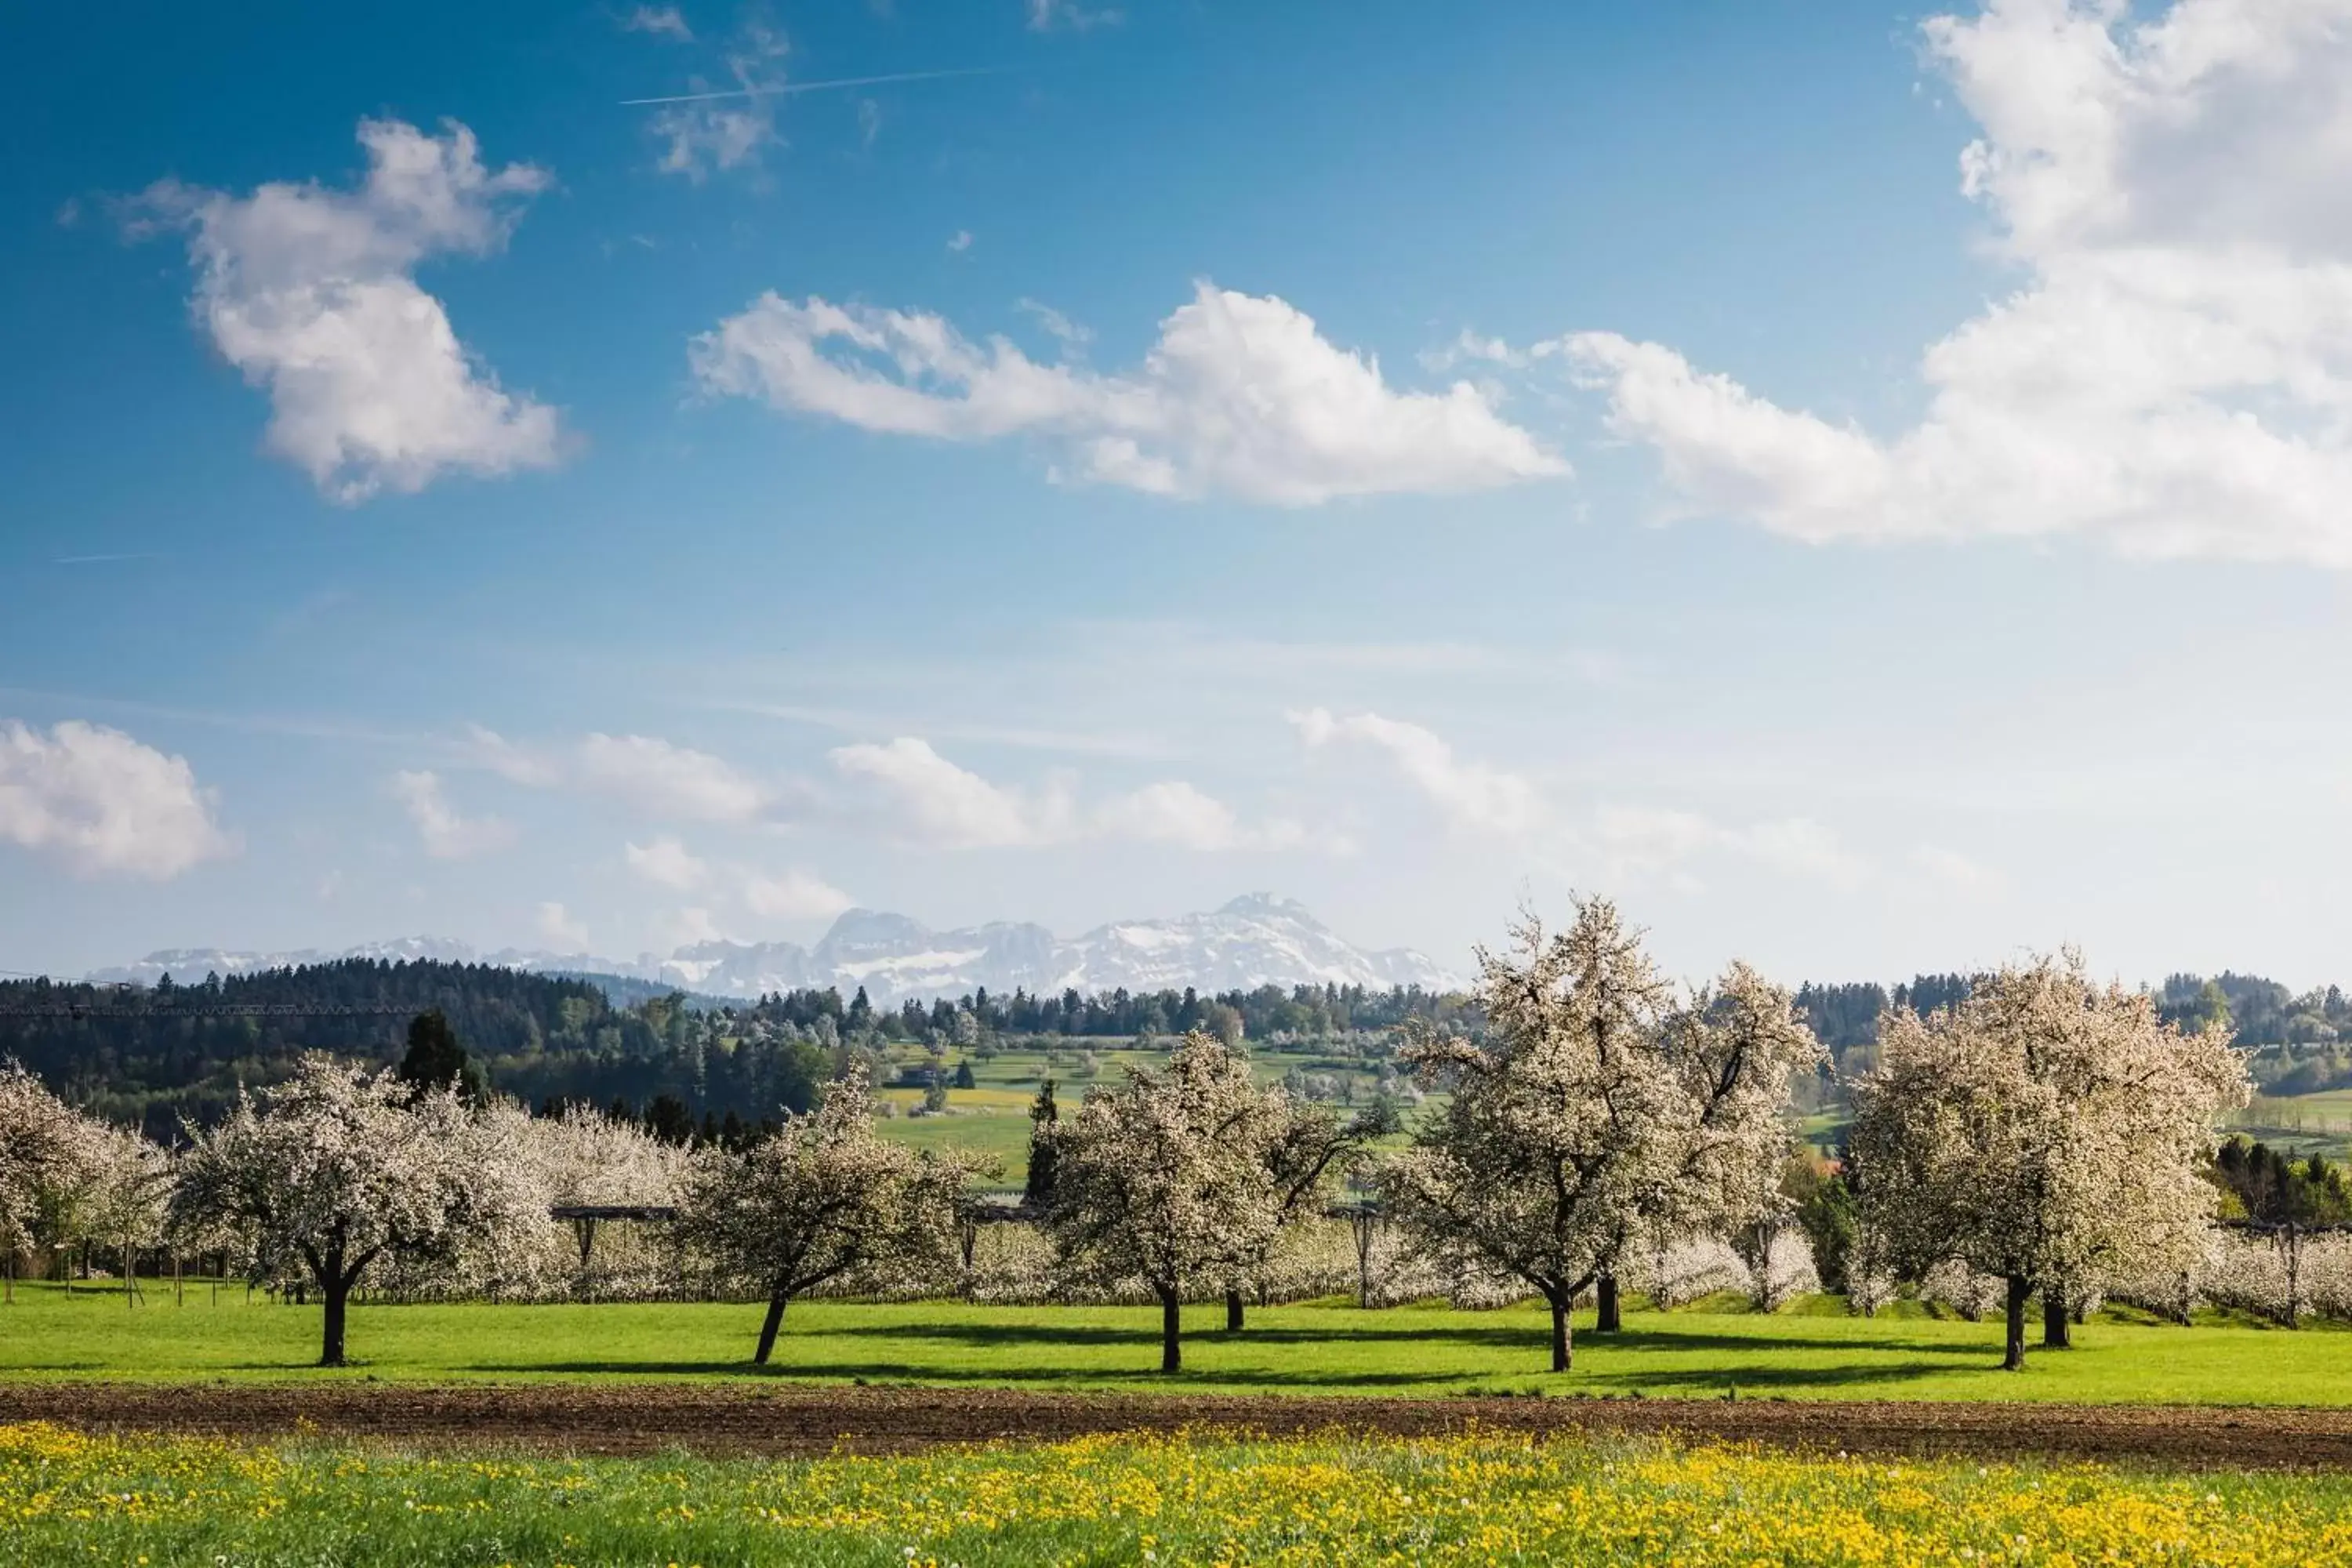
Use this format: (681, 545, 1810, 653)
(826, 1319, 1976, 1358)
(1581, 1327, 1992, 1358)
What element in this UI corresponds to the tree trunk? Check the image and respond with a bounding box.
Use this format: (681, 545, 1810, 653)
(1548, 1288, 1573, 1373)
(2002, 1275, 2030, 1371)
(320, 1276, 350, 1367)
(1159, 1284, 1183, 1374)
(1225, 1287, 1245, 1332)
(752, 1290, 790, 1365)
(1595, 1273, 1622, 1334)
(2042, 1290, 2072, 1349)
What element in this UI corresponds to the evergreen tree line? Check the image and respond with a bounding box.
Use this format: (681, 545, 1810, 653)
(0, 962, 1460, 1137)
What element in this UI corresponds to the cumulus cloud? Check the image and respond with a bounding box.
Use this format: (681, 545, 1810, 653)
(0, 720, 233, 879)
(459, 726, 780, 825)
(1293, 706, 1878, 892)
(1911, 843, 2002, 893)
(1289, 707, 1544, 836)
(1563, 0, 2352, 566)
(691, 281, 1566, 504)
(130, 118, 565, 503)
(1028, 0, 1122, 29)
(625, 832, 852, 918)
(828, 736, 1069, 848)
(623, 833, 710, 890)
(391, 769, 513, 859)
(1091, 780, 1319, 852)
(740, 866, 854, 919)
(575, 733, 772, 822)
(622, 4, 693, 39)
(826, 735, 1316, 852)
(537, 900, 592, 949)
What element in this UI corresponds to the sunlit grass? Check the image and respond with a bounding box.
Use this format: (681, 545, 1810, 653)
(4, 1279, 2348, 1404)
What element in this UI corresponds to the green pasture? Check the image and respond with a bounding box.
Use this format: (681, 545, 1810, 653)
(3, 1280, 2347, 1405)
(866, 1040, 1403, 1188)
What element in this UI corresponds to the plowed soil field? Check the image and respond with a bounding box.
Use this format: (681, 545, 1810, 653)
(5, 1383, 2349, 1468)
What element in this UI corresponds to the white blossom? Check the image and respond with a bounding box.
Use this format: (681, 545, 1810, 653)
(170, 1054, 543, 1364)
(1381, 900, 1821, 1370)
(1040, 1029, 1282, 1371)
(1849, 952, 2249, 1368)
(675, 1065, 981, 1364)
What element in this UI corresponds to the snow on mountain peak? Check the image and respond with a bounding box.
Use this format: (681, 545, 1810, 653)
(85, 896, 1463, 1006)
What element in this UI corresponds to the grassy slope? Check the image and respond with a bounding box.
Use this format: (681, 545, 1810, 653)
(869, 1044, 1414, 1190)
(5, 1282, 2349, 1404)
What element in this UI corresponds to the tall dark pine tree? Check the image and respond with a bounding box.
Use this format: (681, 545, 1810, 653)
(397, 1010, 485, 1104)
(1024, 1078, 1061, 1210)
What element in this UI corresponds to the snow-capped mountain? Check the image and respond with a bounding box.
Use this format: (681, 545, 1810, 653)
(86, 895, 1462, 1005)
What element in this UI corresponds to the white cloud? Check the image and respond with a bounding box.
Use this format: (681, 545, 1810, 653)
(624, 833, 710, 890)
(691, 281, 1566, 505)
(648, 21, 788, 182)
(740, 866, 854, 919)
(537, 900, 591, 949)
(459, 725, 776, 824)
(626, 831, 851, 920)
(0, 720, 234, 879)
(1565, 0, 2352, 567)
(661, 905, 728, 948)
(1028, 0, 1122, 29)
(946, 229, 973, 253)
(132, 119, 564, 503)
(1589, 808, 1874, 894)
(459, 724, 564, 787)
(826, 735, 1316, 853)
(622, 4, 693, 39)
(1292, 707, 1875, 891)
(577, 732, 771, 822)
(1093, 780, 1318, 853)
(391, 769, 513, 859)
(1290, 707, 1545, 836)
(1734, 817, 1872, 894)
(1911, 843, 2002, 894)
(829, 737, 1065, 848)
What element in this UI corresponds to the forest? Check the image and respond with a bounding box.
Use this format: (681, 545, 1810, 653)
(0, 961, 1462, 1138)
(6, 954, 2349, 1139)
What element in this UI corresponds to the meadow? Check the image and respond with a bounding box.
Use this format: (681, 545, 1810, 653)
(6, 1419, 2352, 1566)
(866, 1042, 1405, 1189)
(5, 1279, 2350, 1405)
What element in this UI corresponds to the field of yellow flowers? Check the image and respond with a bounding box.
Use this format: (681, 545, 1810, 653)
(4, 1418, 2350, 1565)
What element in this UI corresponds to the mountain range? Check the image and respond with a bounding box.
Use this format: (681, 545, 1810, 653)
(85, 895, 1464, 1006)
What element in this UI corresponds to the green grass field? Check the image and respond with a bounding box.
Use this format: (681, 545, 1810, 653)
(867, 1041, 1403, 1189)
(5, 1280, 2348, 1404)
(7, 1421, 2347, 1566)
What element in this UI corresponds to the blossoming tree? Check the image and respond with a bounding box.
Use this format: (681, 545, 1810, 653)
(1040, 1029, 1279, 1371)
(676, 1065, 976, 1365)
(0, 1063, 105, 1299)
(1849, 952, 2249, 1370)
(1383, 900, 1821, 1371)
(169, 1054, 543, 1365)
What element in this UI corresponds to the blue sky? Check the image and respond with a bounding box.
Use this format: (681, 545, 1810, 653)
(5, 0, 2352, 987)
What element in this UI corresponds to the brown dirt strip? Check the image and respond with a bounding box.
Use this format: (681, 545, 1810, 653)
(2, 1384, 2349, 1468)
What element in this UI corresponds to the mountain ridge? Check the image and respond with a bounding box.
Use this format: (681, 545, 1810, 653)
(83, 894, 1464, 1005)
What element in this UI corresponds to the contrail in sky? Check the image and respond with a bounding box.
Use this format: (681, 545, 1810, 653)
(620, 67, 1008, 107)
